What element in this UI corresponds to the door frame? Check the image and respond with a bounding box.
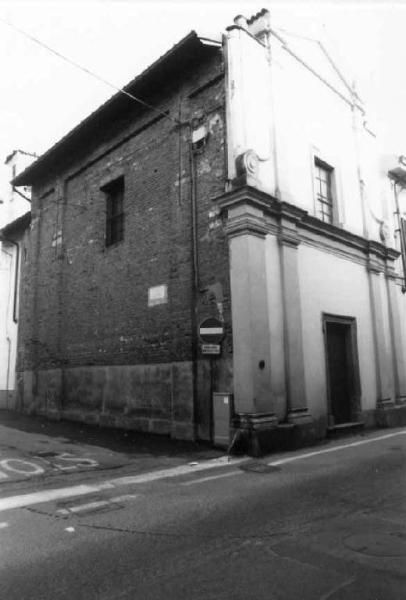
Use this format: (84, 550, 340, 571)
(322, 313, 362, 426)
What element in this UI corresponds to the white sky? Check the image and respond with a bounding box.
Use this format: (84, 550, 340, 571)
(1, 0, 406, 197)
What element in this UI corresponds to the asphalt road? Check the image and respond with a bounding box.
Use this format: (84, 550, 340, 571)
(0, 428, 405, 599)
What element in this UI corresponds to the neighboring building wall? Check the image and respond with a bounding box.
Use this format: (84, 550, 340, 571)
(1, 150, 34, 228)
(0, 244, 15, 407)
(0, 150, 33, 408)
(0, 218, 30, 408)
(17, 50, 232, 440)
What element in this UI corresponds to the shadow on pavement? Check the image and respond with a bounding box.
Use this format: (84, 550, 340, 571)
(0, 410, 222, 461)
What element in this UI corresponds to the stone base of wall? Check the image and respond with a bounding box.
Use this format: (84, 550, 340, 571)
(229, 412, 321, 457)
(228, 404, 406, 456)
(375, 402, 406, 428)
(0, 389, 15, 410)
(17, 362, 195, 441)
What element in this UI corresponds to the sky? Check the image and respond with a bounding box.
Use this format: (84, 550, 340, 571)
(1, 0, 406, 198)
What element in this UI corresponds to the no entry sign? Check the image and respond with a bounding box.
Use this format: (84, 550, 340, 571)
(199, 317, 225, 344)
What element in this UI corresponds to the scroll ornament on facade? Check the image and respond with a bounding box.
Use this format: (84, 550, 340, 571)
(379, 221, 390, 243)
(234, 149, 260, 188)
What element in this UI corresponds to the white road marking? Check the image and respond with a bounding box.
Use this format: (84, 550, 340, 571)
(319, 576, 356, 600)
(0, 522, 8, 529)
(0, 482, 115, 513)
(109, 456, 246, 487)
(57, 501, 110, 514)
(182, 471, 240, 486)
(268, 430, 406, 467)
(0, 453, 101, 481)
(57, 494, 138, 515)
(110, 494, 138, 503)
(0, 456, 245, 513)
(0, 458, 45, 476)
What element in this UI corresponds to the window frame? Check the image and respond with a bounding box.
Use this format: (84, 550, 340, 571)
(103, 176, 125, 247)
(314, 157, 335, 225)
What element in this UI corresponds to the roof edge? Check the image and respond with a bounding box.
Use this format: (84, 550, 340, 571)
(0, 211, 31, 239)
(14, 31, 219, 187)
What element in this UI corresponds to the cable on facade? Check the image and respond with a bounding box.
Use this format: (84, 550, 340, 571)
(0, 15, 179, 125)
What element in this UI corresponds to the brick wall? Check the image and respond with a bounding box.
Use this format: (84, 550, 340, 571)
(17, 50, 233, 440)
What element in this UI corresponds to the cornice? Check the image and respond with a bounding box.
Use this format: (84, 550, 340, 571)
(214, 186, 400, 264)
(215, 185, 276, 212)
(301, 215, 367, 255)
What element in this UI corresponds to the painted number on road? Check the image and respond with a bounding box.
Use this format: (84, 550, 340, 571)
(0, 459, 45, 477)
(0, 453, 99, 480)
(51, 453, 99, 471)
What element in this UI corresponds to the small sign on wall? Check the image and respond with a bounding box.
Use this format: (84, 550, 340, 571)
(201, 344, 221, 355)
(148, 284, 168, 307)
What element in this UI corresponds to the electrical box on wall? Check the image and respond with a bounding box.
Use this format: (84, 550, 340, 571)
(213, 392, 234, 448)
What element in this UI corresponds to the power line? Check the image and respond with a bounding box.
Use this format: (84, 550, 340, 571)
(0, 15, 178, 124)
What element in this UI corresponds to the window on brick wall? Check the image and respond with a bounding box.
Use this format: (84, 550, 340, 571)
(103, 177, 124, 246)
(314, 158, 335, 224)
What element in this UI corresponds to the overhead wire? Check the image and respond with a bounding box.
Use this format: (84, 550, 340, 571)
(0, 14, 179, 124)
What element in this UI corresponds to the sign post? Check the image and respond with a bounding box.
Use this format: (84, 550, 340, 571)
(198, 317, 225, 356)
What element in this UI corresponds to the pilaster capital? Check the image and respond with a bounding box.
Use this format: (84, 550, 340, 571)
(226, 215, 269, 238)
(385, 265, 399, 281)
(367, 259, 383, 275)
(368, 240, 399, 264)
(278, 201, 307, 223)
(213, 185, 308, 242)
(214, 185, 272, 239)
(278, 230, 301, 248)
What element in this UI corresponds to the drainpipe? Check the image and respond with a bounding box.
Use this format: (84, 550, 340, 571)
(6, 336, 12, 406)
(188, 129, 200, 440)
(393, 182, 406, 293)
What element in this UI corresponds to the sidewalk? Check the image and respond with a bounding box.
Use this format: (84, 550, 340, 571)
(0, 409, 223, 490)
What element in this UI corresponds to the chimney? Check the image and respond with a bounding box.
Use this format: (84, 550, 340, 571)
(246, 8, 271, 42)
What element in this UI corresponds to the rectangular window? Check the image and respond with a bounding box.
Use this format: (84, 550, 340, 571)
(314, 158, 334, 224)
(104, 177, 124, 246)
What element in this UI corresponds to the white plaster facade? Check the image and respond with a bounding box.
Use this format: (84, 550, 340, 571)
(220, 10, 406, 449)
(0, 150, 33, 408)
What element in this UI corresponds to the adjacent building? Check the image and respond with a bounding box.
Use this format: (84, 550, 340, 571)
(0, 150, 34, 408)
(12, 10, 406, 453)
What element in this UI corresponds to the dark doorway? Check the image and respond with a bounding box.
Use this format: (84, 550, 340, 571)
(323, 315, 361, 425)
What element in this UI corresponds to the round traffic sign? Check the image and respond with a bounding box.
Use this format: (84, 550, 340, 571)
(199, 317, 225, 343)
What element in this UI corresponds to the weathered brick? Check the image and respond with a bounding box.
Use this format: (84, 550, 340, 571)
(17, 49, 234, 440)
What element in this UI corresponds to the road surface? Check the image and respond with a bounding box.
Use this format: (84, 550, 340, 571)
(0, 428, 405, 599)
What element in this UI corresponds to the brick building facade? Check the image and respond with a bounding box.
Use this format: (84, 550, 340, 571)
(14, 33, 232, 442)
